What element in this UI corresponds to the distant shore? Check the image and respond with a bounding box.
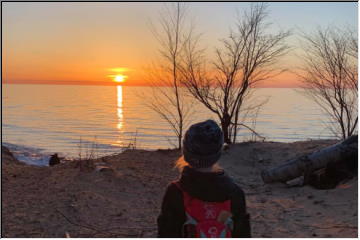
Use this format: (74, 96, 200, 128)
(2, 139, 357, 237)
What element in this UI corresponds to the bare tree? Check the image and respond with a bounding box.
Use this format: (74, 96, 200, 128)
(181, 3, 290, 144)
(298, 27, 358, 139)
(145, 3, 193, 150)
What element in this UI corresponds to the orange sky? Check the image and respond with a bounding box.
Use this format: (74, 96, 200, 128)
(2, 3, 357, 87)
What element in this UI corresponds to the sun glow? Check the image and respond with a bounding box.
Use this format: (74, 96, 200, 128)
(108, 67, 130, 84)
(114, 75, 126, 83)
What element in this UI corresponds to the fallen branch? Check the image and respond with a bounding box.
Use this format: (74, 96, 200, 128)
(234, 122, 266, 141)
(56, 209, 157, 237)
(56, 209, 100, 232)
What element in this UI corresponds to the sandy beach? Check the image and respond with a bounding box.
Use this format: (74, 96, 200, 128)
(1, 140, 357, 238)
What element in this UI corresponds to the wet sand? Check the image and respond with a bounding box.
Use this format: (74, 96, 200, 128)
(1, 140, 357, 237)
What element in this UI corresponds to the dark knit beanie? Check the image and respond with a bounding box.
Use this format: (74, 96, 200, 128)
(183, 119, 224, 168)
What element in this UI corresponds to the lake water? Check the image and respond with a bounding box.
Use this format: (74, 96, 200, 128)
(3, 84, 336, 164)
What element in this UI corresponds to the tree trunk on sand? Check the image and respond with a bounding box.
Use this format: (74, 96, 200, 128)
(221, 121, 231, 145)
(261, 135, 358, 183)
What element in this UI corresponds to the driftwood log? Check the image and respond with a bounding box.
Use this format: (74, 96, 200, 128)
(261, 135, 358, 184)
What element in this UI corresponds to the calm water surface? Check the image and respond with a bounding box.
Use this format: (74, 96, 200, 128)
(3, 84, 335, 163)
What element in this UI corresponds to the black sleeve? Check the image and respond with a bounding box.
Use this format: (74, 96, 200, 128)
(231, 187, 251, 238)
(157, 182, 186, 238)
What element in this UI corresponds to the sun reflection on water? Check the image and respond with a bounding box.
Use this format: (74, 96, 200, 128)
(117, 85, 123, 130)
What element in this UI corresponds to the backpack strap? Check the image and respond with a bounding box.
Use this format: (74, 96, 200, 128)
(173, 181, 199, 236)
(173, 181, 193, 203)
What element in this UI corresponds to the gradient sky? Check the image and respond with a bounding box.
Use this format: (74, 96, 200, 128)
(2, 2, 358, 87)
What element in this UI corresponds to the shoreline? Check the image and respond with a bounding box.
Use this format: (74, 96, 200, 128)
(2, 139, 357, 237)
(2, 137, 340, 167)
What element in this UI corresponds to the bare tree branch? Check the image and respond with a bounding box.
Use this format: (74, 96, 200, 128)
(298, 26, 358, 139)
(144, 3, 195, 150)
(181, 3, 290, 144)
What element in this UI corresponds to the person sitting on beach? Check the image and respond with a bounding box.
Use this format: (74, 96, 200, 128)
(157, 119, 251, 238)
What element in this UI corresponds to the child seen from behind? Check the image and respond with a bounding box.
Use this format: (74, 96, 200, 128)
(157, 119, 251, 238)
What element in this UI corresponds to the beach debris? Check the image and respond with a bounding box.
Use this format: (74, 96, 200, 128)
(261, 135, 357, 189)
(94, 162, 114, 172)
(49, 153, 61, 166)
(95, 165, 114, 173)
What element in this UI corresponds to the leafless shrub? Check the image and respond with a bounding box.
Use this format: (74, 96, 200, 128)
(121, 129, 138, 151)
(76, 137, 97, 171)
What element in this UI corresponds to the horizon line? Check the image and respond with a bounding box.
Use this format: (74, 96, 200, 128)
(3, 82, 302, 88)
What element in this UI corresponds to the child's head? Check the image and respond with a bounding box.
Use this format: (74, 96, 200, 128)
(178, 119, 224, 171)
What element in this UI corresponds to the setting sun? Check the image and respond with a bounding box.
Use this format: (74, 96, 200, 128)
(114, 75, 126, 83)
